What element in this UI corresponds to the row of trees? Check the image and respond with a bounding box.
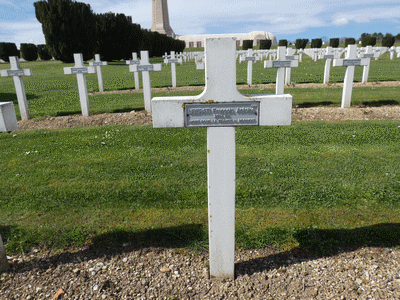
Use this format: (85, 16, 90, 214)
(0, 42, 53, 62)
(281, 33, 397, 49)
(34, 0, 185, 63)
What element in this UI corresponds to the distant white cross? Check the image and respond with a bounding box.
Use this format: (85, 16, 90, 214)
(63, 53, 96, 116)
(333, 45, 368, 108)
(264, 46, 298, 94)
(359, 46, 379, 83)
(239, 49, 259, 85)
(164, 51, 182, 88)
(129, 51, 162, 112)
(318, 47, 338, 84)
(284, 48, 298, 85)
(152, 38, 292, 280)
(0, 56, 33, 120)
(89, 54, 108, 92)
(126, 53, 141, 90)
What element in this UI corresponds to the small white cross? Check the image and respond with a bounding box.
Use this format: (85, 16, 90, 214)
(126, 53, 141, 90)
(0, 56, 33, 120)
(359, 46, 379, 83)
(333, 45, 368, 108)
(264, 47, 298, 94)
(239, 49, 259, 85)
(89, 54, 108, 92)
(129, 51, 162, 112)
(318, 47, 338, 84)
(152, 38, 292, 280)
(284, 48, 298, 85)
(63, 53, 96, 116)
(163, 51, 182, 88)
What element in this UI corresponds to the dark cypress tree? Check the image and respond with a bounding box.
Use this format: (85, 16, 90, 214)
(242, 40, 253, 50)
(20, 43, 38, 61)
(311, 39, 322, 48)
(260, 39, 272, 50)
(0, 43, 19, 62)
(382, 33, 395, 48)
(34, 0, 96, 63)
(278, 39, 288, 47)
(37, 44, 53, 60)
(345, 38, 356, 47)
(329, 38, 340, 48)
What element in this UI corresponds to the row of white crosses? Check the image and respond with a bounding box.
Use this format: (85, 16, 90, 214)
(152, 37, 292, 279)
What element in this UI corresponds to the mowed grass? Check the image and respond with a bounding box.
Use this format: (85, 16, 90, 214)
(1, 121, 400, 253)
(0, 50, 399, 119)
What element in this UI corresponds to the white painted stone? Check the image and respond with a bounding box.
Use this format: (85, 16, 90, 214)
(129, 51, 162, 112)
(333, 45, 368, 108)
(152, 38, 292, 279)
(264, 47, 298, 94)
(164, 51, 182, 88)
(126, 53, 141, 90)
(89, 54, 107, 92)
(0, 234, 8, 272)
(0, 102, 18, 132)
(0, 56, 33, 121)
(63, 53, 96, 116)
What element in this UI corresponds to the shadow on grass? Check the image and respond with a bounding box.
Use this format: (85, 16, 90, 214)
(296, 101, 335, 108)
(55, 110, 85, 117)
(235, 223, 400, 277)
(0, 93, 38, 104)
(111, 107, 145, 113)
(362, 99, 400, 107)
(3, 224, 207, 274)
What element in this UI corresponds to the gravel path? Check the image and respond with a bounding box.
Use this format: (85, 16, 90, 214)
(4, 84, 400, 299)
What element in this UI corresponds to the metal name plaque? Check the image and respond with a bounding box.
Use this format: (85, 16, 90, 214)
(343, 59, 362, 66)
(7, 70, 25, 77)
(128, 60, 140, 65)
(245, 57, 256, 61)
(273, 61, 292, 68)
(323, 54, 335, 59)
(363, 54, 374, 58)
(92, 62, 105, 66)
(71, 67, 89, 74)
(137, 65, 154, 72)
(185, 102, 260, 127)
(168, 59, 178, 63)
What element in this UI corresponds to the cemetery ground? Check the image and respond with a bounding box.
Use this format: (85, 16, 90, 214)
(1, 52, 400, 298)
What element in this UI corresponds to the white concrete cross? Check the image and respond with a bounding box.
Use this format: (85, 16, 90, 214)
(129, 51, 162, 112)
(126, 53, 141, 90)
(89, 54, 108, 92)
(297, 49, 304, 62)
(318, 47, 338, 84)
(63, 53, 96, 116)
(239, 49, 259, 85)
(284, 48, 298, 85)
(0, 56, 33, 120)
(164, 51, 183, 88)
(264, 46, 298, 94)
(152, 38, 292, 280)
(0, 102, 18, 132)
(389, 46, 396, 60)
(359, 46, 379, 83)
(333, 45, 368, 108)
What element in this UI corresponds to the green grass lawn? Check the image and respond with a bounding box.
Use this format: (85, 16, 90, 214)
(0, 51, 400, 254)
(1, 121, 399, 253)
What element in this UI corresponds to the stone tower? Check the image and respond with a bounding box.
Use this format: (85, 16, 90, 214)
(151, 0, 175, 38)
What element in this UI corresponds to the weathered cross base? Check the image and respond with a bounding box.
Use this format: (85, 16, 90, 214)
(152, 38, 292, 279)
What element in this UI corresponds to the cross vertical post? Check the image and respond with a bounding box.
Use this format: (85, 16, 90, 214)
(284, 48, 298, 85)
(126, 53, 141, 90)
(360, 46, 378, 83)
(0, 56, 33, 120)
(89, 54, 108, 92)
(152, 38, 292, 279)
(129, 51, 161, 112)
(63, 53, 96, 116)
(164, 51, 182, 88)
(319, 47, 336, 84)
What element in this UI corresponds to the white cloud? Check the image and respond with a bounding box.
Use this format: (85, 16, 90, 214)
(333, 18, 349, 26)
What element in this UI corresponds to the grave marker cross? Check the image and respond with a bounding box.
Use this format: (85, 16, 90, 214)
(164, 51, 182, 88)
(264, 47, 298, 94)
(333, 45, 368, 108)
(129, 51, 161, 112)
(89, 54, 108, 92)
(0, 56, 33, 120)
(152, 38, 292, 279)
(319, 47, 337, 84)
(126, 53, 141, 90)
(359, 46, 379, 83)
(63, 53, 96, 116)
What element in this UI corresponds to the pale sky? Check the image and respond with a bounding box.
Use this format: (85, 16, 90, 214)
(1, 0, 400, 47)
